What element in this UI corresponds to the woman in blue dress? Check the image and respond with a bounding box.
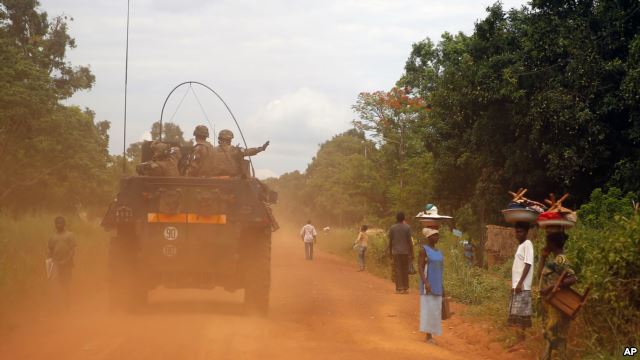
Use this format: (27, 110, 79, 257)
(418, 227, 444, 344)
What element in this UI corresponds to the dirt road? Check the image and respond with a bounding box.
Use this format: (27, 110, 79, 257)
(1, 229, 532, 360)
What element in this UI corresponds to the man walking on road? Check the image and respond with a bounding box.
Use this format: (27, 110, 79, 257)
(300, 220, 317, 260)
(388, 212, 413, 293)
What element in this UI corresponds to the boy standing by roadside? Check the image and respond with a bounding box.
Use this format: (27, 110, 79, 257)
(508, 222, 534, 343)
(48, 216, 76, 305)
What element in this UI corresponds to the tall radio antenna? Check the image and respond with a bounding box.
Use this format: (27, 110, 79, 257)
(122, 0, 131, 172)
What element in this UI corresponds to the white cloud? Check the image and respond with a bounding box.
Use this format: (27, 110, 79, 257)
(255, 87, 351, 133)
(255, 168, 277, 180)
(244, 87, 352, 175)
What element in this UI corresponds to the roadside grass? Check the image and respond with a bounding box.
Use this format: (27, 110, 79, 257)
(317, 228, 393, 281)
(0, 213, 109, 332)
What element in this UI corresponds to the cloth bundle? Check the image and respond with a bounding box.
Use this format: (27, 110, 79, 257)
(537, 209, 577, 228)
(506, 200, 545, 214)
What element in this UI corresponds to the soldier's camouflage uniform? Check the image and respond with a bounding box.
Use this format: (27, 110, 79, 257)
(186, 140, 216, 177)
(137, 143, 181, 177)
(210, 144, 263, 177)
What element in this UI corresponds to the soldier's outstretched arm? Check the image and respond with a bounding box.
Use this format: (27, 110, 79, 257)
(240, 141, 269, 156)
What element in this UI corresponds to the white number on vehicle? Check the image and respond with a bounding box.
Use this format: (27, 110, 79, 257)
(163, 226, 178, 241)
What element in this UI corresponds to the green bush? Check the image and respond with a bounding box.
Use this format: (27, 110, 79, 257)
(567, 188, 640, 354)
(577, 188, 637, 229)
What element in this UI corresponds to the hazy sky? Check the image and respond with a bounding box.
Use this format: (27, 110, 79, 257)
(41, 0, 528, 178)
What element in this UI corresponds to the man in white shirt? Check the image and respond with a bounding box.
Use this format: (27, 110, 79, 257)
(300, 220, 318, 260)
(508, 222, 534, 343)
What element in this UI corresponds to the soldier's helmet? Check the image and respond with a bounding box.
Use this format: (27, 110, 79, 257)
(193, 125, 209, 138)
(218, 129, 234, 141)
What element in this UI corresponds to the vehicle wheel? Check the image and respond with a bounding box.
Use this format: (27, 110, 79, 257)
(243, 228, 271, 316)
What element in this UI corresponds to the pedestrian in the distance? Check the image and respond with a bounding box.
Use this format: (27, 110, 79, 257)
(461, 239, 475, 266)
(508, 222, 534, 344)
(300, 220, 317, 260)
(354, 225, 368, 271)
(388, 212, 413, 293)
(418, 228, 444, 344)
(47, 216, 76, 305)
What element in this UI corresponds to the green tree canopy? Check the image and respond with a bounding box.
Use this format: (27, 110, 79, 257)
(398, 1, 640, 234)
(0, 0, 109, 212)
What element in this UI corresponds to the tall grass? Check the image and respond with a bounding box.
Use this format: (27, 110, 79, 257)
(0, 213, 110, 326)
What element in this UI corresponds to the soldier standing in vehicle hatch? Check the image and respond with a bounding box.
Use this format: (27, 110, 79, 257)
(136, 140, 181, 176)
(210, 129, 269, 177)
(186, 125, 216, 177)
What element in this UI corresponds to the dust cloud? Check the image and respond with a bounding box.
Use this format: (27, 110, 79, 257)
(0, 219, 528, 360)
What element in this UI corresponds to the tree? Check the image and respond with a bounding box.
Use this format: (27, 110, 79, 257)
(2, 106, 113, 209)
(304, 129, 385, 226)
(0, 1, 108, 211)
(151, 121, 192, 145)
(397, 1, 640, 236)
(0, 0, 94, 156)
(272, 1, 640, 236)
(352, 87, 434, 217)
(269, 130, 385, 227)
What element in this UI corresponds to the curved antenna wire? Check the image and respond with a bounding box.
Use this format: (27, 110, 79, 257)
(168, 86, 190, 124)
(189, 85, 215, 136)
(159, 81, 255, 176)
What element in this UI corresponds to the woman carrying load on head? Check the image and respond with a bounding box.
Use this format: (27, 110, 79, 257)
(538, 231, 577, 360)
(418, 227, 444, 344)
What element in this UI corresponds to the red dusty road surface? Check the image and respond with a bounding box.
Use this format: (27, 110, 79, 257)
(0, 228, 533, 360)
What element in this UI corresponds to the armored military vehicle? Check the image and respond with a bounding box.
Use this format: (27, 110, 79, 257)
(102, 82, 278, 314)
